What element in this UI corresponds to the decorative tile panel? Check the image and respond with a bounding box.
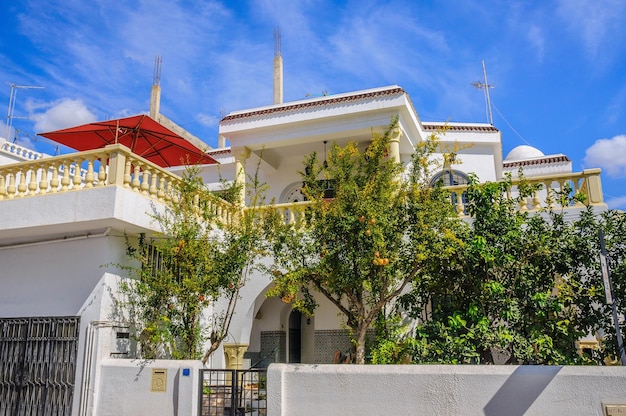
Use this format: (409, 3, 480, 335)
(259, 331, 286, 366)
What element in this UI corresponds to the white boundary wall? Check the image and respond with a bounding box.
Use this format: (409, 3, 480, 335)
(268, 364, 626, 416)
(94, 360, 203, 416)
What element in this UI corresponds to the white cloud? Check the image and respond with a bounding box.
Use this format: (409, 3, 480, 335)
(605, 84, 626, 125)
(526, 25, 545, 61)
(0, 121, 14, 142)
(327, 5, 448, 85)
(556, 0, 626, 58)
(15, 1, 232, 123)
(29, 98, 97, 133)
(583, 135, 626, 177)
(0, 120, 37, 150)
(197, 113, 220, 128)
(606, 195, 626, 210)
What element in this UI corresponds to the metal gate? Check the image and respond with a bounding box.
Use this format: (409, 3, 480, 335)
(199, 369, 267, 416)
(0, 317, 80, 416)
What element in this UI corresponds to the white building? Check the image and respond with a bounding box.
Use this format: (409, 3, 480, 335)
(0, 80, 607, 414)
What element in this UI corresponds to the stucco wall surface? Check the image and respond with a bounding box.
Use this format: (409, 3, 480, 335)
(94, 359, 203, 416)
(268, 364, 626, 416)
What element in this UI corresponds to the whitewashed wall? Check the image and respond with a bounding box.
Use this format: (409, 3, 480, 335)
(0, 235, 127, 317)
(94, 359, 203, 416)
(268, 364, 626, 416)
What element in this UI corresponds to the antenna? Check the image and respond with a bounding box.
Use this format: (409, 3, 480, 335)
(5, 82, 44, 140)
(153, 55, 162, 86)
(471, 60, 494, 125)
(150, 56, 162, 118)
(274, 27, 281, 57)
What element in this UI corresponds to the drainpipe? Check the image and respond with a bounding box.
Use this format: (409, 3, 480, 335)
(78, 321, 116, 416)
(0, 228, 110, 251)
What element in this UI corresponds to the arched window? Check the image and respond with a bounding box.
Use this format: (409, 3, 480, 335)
(278, 181, 335, 224)
(430, 170, 470, 187)
(280, 180, 336, 204)
(281, 182, 307, 204)
(430, 170, 470, 211)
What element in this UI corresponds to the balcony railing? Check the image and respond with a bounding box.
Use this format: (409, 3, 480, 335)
(249, 169, 606, 225)
(445, 169, 605, 217)
(0, 140, 44, 161)
(254, 200, 311, 227)
(0, 145, 605, 226)
(0, 144, 237, 223)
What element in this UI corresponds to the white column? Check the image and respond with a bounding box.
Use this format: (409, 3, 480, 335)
(233, 147, 251, 206)
(389, 126, 402, 163)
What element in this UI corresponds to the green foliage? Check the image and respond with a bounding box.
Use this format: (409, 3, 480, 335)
(266, 118, 463, 364)
(402, 172, 624, 365)
(566, 208, 626, 363)
(370, 313, 416, 364)
(117, 166, 266, 361)
(265, 119, 624, 365)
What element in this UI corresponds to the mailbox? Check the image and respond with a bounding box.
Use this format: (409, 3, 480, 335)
(151, 369, 167, 392)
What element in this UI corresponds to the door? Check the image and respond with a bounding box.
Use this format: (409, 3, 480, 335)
(288, 310, 302, 363)
(0, 317, 80, 416)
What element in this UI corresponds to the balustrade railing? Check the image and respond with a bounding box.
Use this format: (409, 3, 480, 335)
(0, 144, 237, 223)
(0, 144, 178, 200)
(249, 169, 606, 225)
(0, 140, 44, 161)
(254, 200, 311, 226)
(445, 169, 605, 217)
(0, 146, 604, 226)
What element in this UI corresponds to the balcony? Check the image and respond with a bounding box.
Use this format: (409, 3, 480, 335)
(0, 144, 607, 236)
(0, 144, 236, 246)
(252, 169, 607, 226)
(0, 144, 233, 213)
(446, 168, 605, 217)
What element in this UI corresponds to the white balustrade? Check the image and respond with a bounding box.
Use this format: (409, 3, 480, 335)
(255, 170, 606, 226)
(0, 141, 44, 161)
(0, 144, 180, 203)
(0, 145, 605, 227)
(251, 200, 311, 228)
(445, 169, 605, 217)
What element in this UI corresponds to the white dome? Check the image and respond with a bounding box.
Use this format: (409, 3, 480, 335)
(505, 145, 544, 161)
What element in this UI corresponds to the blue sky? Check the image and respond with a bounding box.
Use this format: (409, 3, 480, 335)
(1, 0, 625, 208)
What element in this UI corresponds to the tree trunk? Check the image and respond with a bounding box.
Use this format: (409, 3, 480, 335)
(202, 340, 221, 365)
(354, 324, 368, 364)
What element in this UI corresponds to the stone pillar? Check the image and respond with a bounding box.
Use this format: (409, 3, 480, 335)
(149, 84, 161, 119)
(274, 28, 283, 105)
(389, 126, 402, 163)
(583, 168, 604, 205)
(274, 55, 283, 105)
(233, 147, 251, 206)
(223, 344, 249, 369)
(106, 144, 127, 186)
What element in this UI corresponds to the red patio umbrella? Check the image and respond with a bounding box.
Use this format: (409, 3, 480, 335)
(39, 114, 217, 168)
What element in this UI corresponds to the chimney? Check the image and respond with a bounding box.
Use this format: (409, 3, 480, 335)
(273, 28, 283, 105)
(150, 56, 162, 119)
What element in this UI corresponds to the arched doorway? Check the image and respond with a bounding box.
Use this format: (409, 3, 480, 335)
(288, 310, 302, 363)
